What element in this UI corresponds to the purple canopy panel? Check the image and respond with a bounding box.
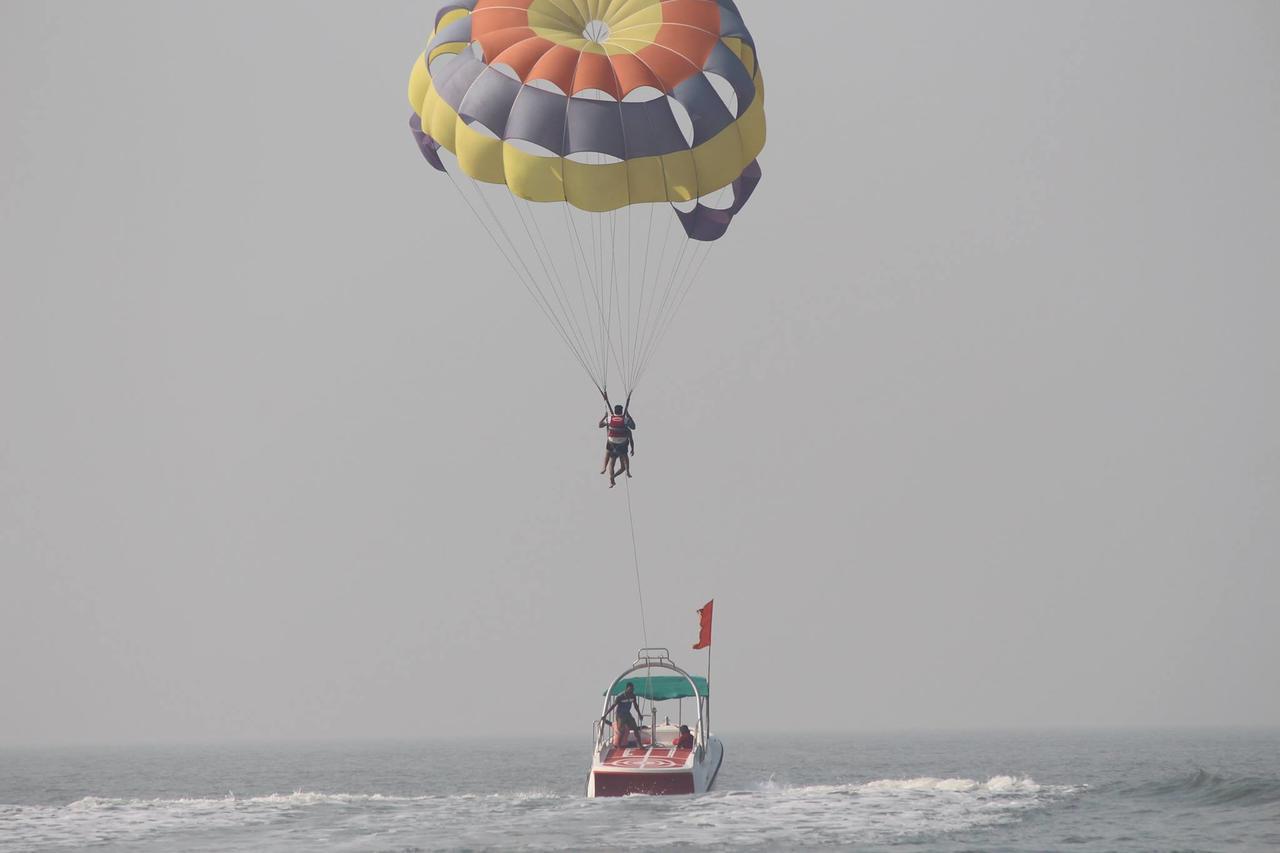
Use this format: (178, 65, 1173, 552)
(676, 160, 763, 241)
(434, 1, 478, 31)
(409, 114, 447, 173)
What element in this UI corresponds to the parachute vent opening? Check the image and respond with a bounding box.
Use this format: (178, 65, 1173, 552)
(463, 118, 500, 140)
(705, 72, 740, 117)
(427, 51, 457, 77)
(491, 63, 521, 82)
(566, 151, 623, 165)
(666, 97, 695, 147)
(506, 137, 559, 158)
(582, 20, 611, 43)
(698, 185, 735, 211)
(527, 78, 567, 96)
(575, 88, 617, 103)
(622, 86, 665, 104)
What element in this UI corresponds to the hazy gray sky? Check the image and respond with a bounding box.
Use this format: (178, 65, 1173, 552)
(2, 1, 1277, 746)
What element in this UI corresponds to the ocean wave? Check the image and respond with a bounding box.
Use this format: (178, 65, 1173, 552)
(65, 792, 434, 809)
(750, 775, 1067, 797)
(1127, 768, 1280, 807)
(56, 789, 567, 811)
(0, 790, 571, 853)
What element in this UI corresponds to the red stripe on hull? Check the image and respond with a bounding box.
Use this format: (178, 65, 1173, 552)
(592, 771, 695, 797)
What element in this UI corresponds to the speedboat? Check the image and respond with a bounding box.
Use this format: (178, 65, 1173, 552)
(586, 648, 723, 797)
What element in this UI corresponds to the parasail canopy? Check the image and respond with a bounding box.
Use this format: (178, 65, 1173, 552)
(408, 0, 767, 395)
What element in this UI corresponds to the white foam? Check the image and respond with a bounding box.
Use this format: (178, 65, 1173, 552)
(0, 778, 1082, 852)
(859, 775, 1043, 794)
(65, 791, 437, 809)
(750, 775, 1049, 797)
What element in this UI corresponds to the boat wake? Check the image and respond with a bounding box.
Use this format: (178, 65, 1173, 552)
(676, 775, 1083, 848)
(0, 776, 1080, 852)
(783, 774, 1052, 794)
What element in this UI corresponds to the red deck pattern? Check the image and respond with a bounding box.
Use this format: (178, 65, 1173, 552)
(602, 746, 693, 769)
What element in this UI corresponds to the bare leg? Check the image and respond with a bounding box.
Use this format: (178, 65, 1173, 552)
(600, 451, 610, 475)
(624, 455, 633, 478)
(609, 456, 619, 487)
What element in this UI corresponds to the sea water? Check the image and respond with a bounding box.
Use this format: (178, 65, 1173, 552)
(2, 729, 1277, 851)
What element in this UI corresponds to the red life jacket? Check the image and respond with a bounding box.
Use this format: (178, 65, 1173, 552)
(607, 414, 629, 440)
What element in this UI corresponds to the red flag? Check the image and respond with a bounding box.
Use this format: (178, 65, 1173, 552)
(692, 599, 714, 650)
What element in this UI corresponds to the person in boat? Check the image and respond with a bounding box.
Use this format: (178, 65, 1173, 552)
(602, 682, 645, 748)
(674, 724, 695, 750)
(597, 403, 636, 488)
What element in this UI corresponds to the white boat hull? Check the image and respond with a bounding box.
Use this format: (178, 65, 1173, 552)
(586, 737, 723, 797)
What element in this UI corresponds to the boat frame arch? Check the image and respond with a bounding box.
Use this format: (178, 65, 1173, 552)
(599, 648, 709, 751)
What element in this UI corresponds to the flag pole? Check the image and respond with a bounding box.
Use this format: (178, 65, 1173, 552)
(706, 642, 712, 736)
(694, 599, 714, 740)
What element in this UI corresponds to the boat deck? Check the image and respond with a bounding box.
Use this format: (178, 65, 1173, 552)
(600, 746, 695, 770)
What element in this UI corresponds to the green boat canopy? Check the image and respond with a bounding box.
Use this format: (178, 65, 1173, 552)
(606, 676, 708, 701)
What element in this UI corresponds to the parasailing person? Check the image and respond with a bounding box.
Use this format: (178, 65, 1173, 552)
(598, 398, 636, 487)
